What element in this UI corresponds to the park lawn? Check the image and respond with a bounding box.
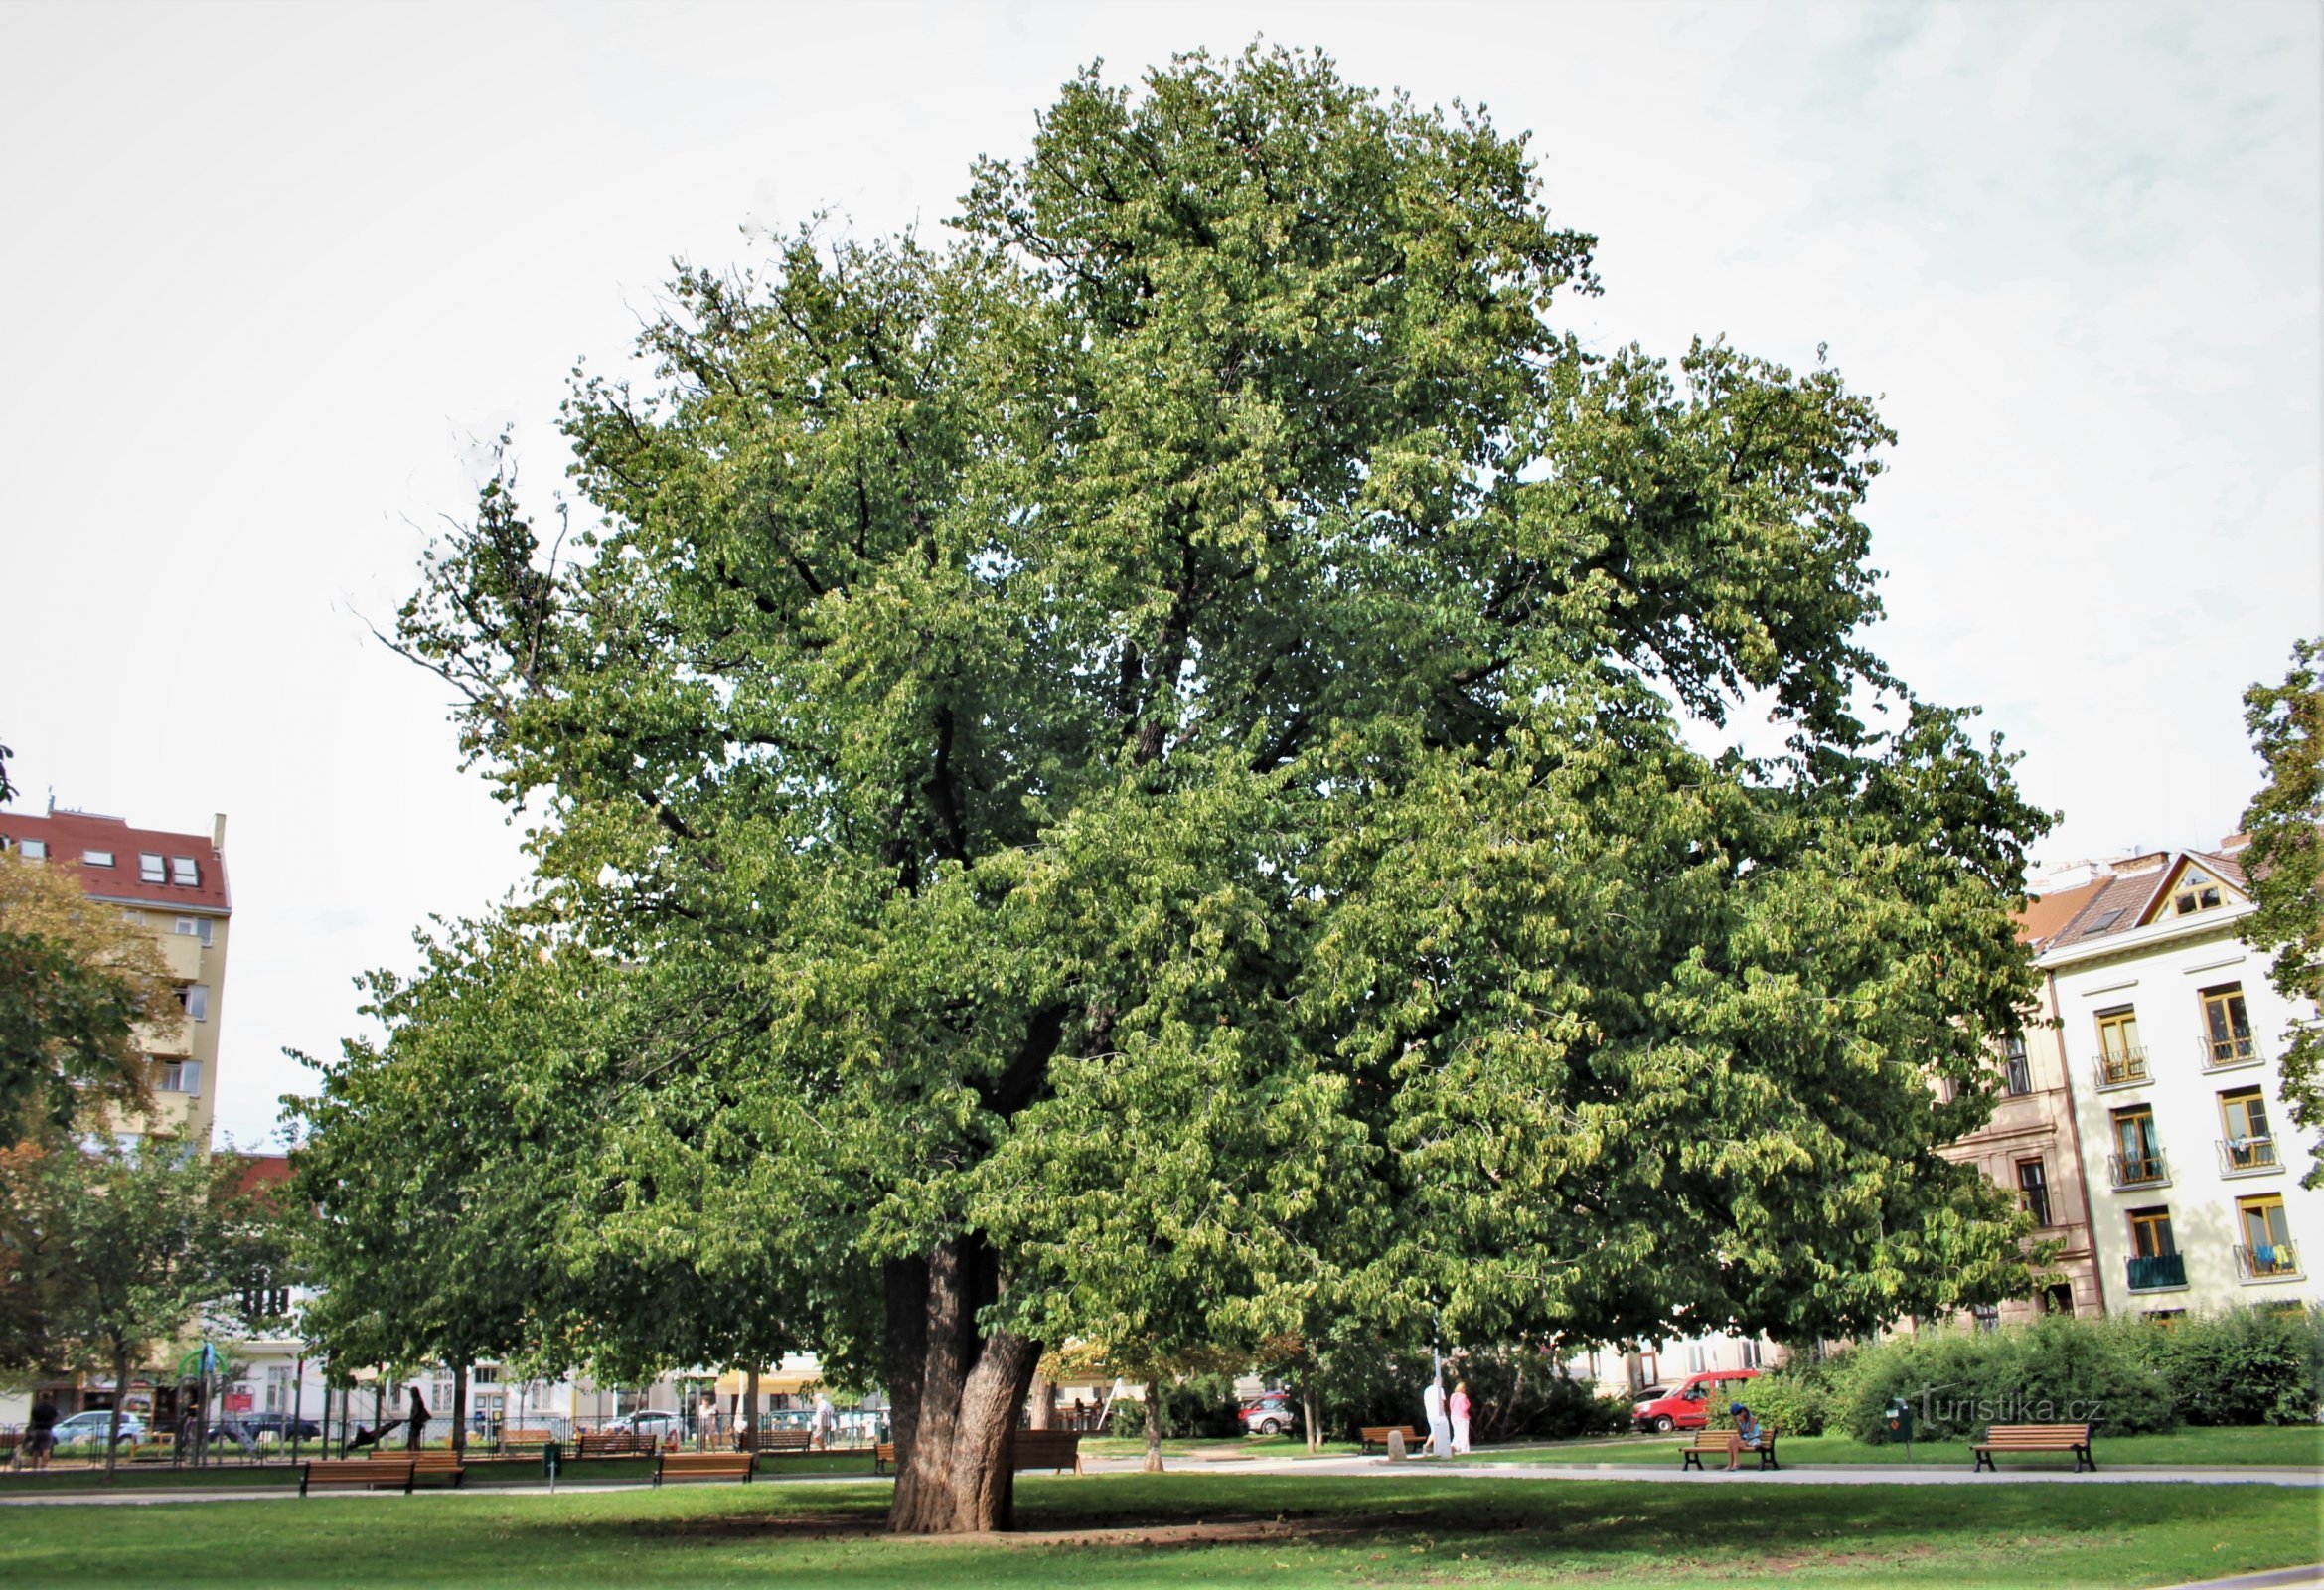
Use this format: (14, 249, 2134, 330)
(1078, 1435, 1359, 1460)
(1, 1472, 2319, 1588)
(1455, 1425, 2324, 1470)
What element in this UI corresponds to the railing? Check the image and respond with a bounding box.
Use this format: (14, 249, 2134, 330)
(2124, 1253, 2187, 1292)
(2234, 1242, 2300, 1281)
(2218, 1138, 2280, 1176)
(2199, 1034, 2263, 1071)
(2092, 1048, 2149, 1089)
(2107, 1151, 2168, 1190)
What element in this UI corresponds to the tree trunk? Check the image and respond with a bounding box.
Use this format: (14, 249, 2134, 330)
(1302, 1381, 1322, 1455)
(883, 1237, 1041, 1534)
(1026, 1368, 1055, 1431)
(105, 1347, 129, 1479)
(1142, 1377, 1164, 1473)
(449, 1359, 469, 1457)
(744, 1367, 760, 1452)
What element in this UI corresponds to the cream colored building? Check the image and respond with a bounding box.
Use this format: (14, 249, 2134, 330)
(0, 804, 232, 1146)
(2025, 840, 2319, 1317)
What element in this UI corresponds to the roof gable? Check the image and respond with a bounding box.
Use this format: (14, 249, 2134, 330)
(2135, 854, 2247, 927)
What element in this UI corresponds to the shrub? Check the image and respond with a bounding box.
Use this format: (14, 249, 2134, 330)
(1836, 1314, 2173, 1441)
(1730, 1350, 1854, 1436)
(2138, 1306, 2323, 1426)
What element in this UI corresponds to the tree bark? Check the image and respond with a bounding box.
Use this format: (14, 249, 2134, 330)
(1302, 1381, 1322, 1455)
(884, 1237, 1041, 1533)
(744, 1367, 760, 1452)
(1142, 1376, 1164, 1473)
(1026, 1368, 1055, 1431)
(105, 1346, 129, 1479)
(449, 1358, 470, 1457)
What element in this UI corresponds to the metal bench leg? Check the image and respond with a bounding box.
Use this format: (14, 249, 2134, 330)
(1681, 1451, 1699, 1471)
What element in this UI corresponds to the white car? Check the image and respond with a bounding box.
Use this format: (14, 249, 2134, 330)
(50, 1410, 147, 1447)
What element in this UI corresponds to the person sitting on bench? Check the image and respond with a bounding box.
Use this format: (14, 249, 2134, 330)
(1725, 1404, 1765, 1472)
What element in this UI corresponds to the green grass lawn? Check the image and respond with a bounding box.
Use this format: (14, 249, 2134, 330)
(1454, 1425, 2324, 1470)
(1, 1471, 2318, 1587)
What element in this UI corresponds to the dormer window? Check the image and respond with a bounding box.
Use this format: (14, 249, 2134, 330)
(2173, 869, 2223, 916)
(170, 857, 199, 886)
(140, 853, 166, 882)
(82, 849, 114, 867)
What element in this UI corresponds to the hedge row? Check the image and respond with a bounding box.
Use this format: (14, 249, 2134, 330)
(1734, 1305, 2324, 1441)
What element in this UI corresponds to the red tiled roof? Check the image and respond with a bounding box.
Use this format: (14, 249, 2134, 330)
(0, 809, 230, 913)
(2015, 876, 2110, 949)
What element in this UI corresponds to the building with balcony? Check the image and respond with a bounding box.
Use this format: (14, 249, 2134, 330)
(2024, 839, 2319, 1318)
(0, 804, 232, 1146)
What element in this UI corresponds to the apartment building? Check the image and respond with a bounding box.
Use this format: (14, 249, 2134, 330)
(2023, 840, 2319, 1317)
(0, 804, 232, 1146)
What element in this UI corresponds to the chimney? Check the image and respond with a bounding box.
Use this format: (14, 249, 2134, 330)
(212, 812, 228, 854)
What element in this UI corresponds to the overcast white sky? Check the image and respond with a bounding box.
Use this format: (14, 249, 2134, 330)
(3, 1, 2317, 1148)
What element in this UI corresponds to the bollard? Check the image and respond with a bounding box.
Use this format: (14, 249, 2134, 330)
(1385, 1429, 1408, 1462)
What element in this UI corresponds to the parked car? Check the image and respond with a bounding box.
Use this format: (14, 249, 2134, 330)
(1239, 1392, 1299, 1436)
(50, 1410, 147, 1447)
(1632, 1369, 1759, 1433)
(209, 1413, 321, 1441)
(601, 1410, 682, 1439)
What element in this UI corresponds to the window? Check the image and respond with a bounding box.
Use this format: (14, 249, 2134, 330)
(2237, 1194, 2294, 1277)
(1686, 1343, 1706, 1373)
(82, 849, 114, 867)
(2200, 985, 2255, 1065)
(2173, 869, 2224, 916)
(2042, 1282, 2076, 1316)
(174, 917, 214, 946)
(159, 1061, 200, 1094)
(1635, 1352, 1658, 1386)
(2081, 908, 2125, 936)
(2016, 1159, 2053, 1226)
(170, 856, 199, 886)
(2129, 1206, 2176, 1259)
(19, 839, 44, 860)
(2002, 1034, 2032, 1096)
(2094, 1007, 2145, 1084)
(2110, 1106, 2163, 1185)
(473, 1365, 500, 1386)
(1972, 1304, 1999, 1334)
(139, 853, 165, 882)
(122, 910, 144, 926)
(1739, 1339, 1762, 1368)
(2220, 1088, 2274, 1172)
(240, 1269, 289, 1319)
(179, 985, 210, 1022)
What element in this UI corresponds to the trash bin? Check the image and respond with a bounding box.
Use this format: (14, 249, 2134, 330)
(542, 1439, 562, 1481)
(1885, 1398, 1915, 1455)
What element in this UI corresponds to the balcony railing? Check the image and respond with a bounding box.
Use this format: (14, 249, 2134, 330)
(2107, 1151, 2169, 1190)
(2218, 1138, 2280, 1177)
(2199, 1034, 2263, 1072)
(2234, 1242, 2301, 1281)
(2125, 1253, 2188, 1292)
(2092, 1048, 2149, 1090)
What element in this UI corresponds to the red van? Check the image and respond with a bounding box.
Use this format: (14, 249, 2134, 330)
(1631, 1368, 1759, 1432)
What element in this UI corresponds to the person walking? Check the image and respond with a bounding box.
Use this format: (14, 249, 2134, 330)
(1448, 1380, 1472, 1455)
(404, 1385, 429, 1452)
(25, 1397, 57, 1471)
(1421, 1374, 1452, 1458)
(811, 1391, 837, 1450)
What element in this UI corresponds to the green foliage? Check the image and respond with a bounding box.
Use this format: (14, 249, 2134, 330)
(2141, 1306, 2322, 1427)
(2240, 637, 2324, 1188)
(1728, 1350, 1853, 1436)
(1827, 1316, 2170, 1441)
(378, 44, 2053, 1509)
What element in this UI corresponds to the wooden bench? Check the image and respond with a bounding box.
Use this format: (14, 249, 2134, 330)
(655, 1450, 755, 1487)
(1972, 1422, 2094, 1473)
(1359, 1425, 1421, 1455)
(302, 1457, 413, 1496)
(1679, 1426, 1780, 1471)
(1009, 1430, 1082, 1474)
(370, 1449, 466, 1486)
(873, 1441, 896, 1475)
(574, 1430, 653, 1459)
(498, 1427, 553, 1450)
(748, 1429, 814, 1456)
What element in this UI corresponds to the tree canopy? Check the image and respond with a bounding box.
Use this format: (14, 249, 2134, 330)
(2241, 636, 2323, 1187)
(359, 45, 2048, 1531)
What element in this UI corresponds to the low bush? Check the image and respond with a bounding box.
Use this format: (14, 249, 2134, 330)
(1728, 1350, 1854, 1436)
(2139, 1305, 2322, 1426)
(1836, 1313, 2174, 1441)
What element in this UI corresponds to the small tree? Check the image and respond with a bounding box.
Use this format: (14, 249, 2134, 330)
(0, 852, 179, 1146)
(2241, 637, 2324, 1187)
(0, 1132, 242, 1475)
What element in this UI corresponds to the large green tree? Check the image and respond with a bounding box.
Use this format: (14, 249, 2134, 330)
(383, 47, 2044, 1531)
(2241, 637, 2323, 1187)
